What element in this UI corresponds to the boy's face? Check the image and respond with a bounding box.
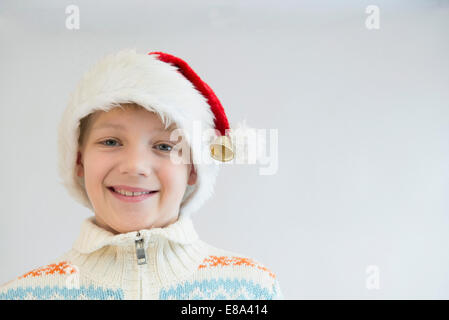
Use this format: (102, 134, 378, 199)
(76, 104, 197, 234)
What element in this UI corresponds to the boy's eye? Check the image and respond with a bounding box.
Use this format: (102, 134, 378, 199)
(99, 138, 120, 147)
(98, 139, 173, 152)
(155, 143, 173, 152)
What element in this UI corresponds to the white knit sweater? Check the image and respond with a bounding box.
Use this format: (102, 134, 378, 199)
(0, 216, 283, 300)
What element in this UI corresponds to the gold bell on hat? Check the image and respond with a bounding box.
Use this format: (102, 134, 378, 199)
(210, 134, 234, 162)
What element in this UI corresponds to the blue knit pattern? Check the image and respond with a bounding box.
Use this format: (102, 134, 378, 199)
(0, 285, 124, 300)
(160, 278, 275, 300)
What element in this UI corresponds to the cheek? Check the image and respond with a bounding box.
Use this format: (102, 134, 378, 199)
(83, 152, 111, 189)
(159, 163, 189, 193)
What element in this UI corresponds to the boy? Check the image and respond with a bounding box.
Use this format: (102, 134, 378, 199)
(0, 49, 283, 300)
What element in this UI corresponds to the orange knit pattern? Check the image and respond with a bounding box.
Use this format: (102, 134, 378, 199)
(198, 256, 275, 278)
(18, 261, 77, 279)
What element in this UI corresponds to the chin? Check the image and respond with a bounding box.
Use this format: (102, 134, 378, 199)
(116, 214, 157, 231)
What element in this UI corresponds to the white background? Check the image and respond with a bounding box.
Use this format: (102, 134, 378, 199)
(1, 0, 448, 299)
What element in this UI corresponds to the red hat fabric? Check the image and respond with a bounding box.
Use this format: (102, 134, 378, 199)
(148, 51, 230, 137)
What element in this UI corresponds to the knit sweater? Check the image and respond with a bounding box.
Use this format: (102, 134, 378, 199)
(0, 216, 283, 300)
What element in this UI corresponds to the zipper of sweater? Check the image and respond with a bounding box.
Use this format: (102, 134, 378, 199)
(135, 232, 146, 300)
(135, 231, 147, 265)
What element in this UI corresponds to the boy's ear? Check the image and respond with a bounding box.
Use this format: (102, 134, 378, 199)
(187, 164, 197, 186)
(76, 151, 84, 178)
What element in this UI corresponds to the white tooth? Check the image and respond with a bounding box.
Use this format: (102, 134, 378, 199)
(115, 189, 150, 196)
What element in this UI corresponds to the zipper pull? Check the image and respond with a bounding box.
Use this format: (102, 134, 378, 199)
(135, 231, 147, 265)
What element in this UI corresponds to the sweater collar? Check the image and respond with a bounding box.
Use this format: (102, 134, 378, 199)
(66, 215, 209, 298)
(73, 215, 199, 254)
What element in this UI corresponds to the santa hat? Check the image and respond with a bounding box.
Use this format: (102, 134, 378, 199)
(57, 48, 264, 218)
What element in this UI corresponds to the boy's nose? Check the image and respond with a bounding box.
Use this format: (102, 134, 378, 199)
(119, 147, 154, 177)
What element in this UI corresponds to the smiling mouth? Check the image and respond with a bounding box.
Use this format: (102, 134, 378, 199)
(107, 186, 158, 197)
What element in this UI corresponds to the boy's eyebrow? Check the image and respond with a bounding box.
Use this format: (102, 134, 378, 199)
(92, 123, 126, 131)
(92, 123, 172, 133)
